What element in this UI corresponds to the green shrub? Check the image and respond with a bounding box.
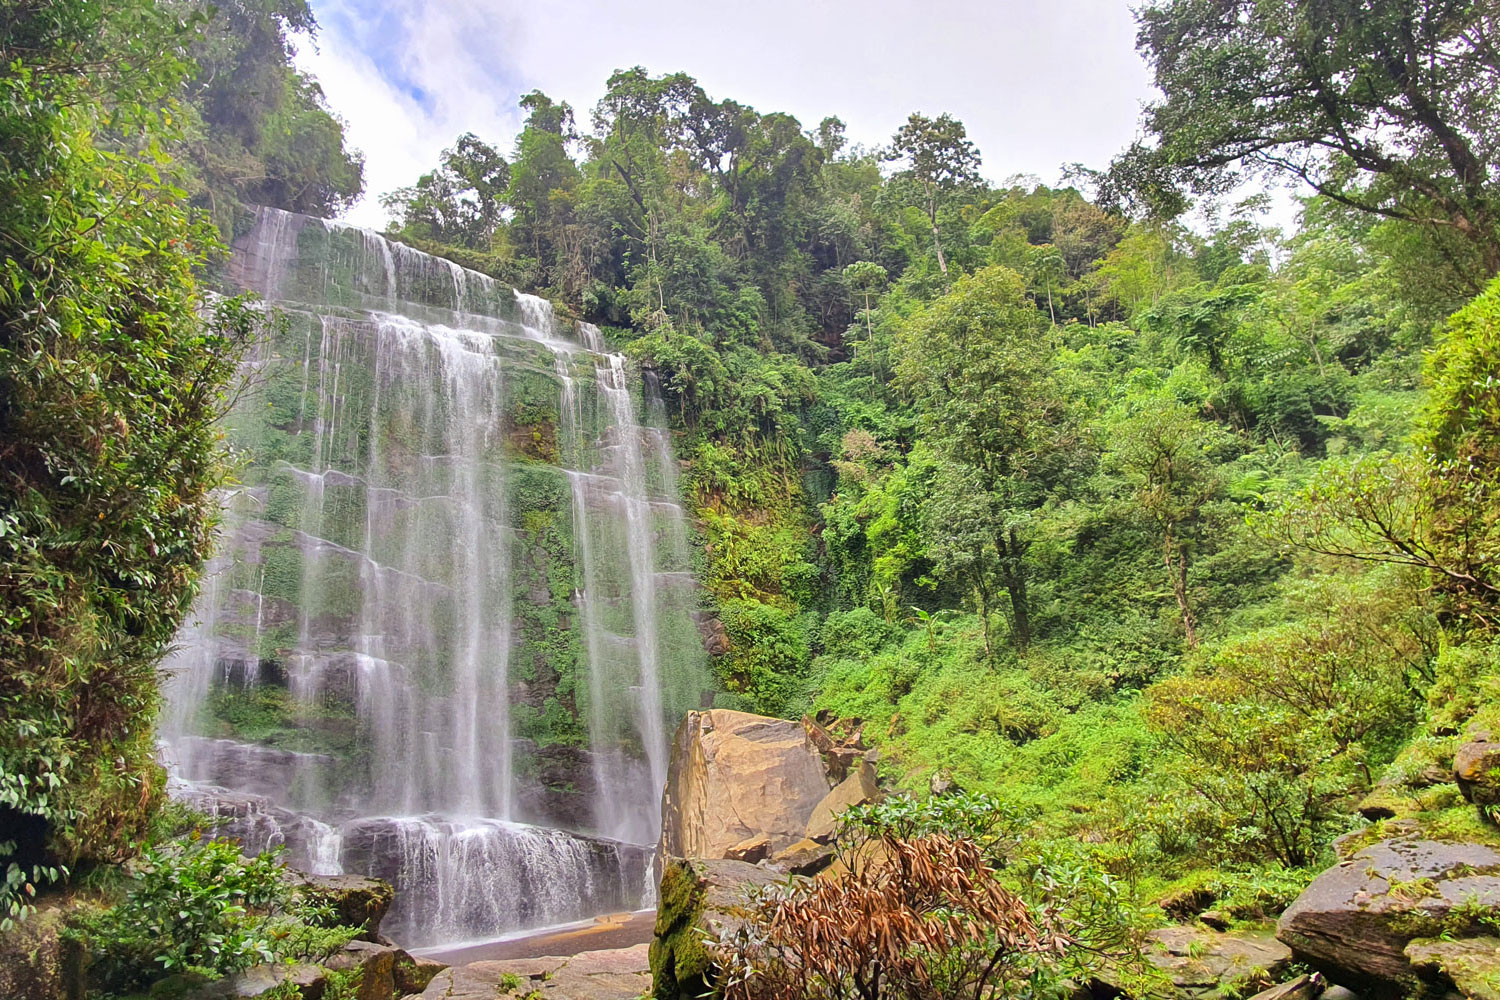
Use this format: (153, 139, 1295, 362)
(70, 837, 355, 997)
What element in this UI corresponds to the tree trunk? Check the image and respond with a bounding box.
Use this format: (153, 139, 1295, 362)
(1164, 524, 1198, 648)
(927, 187, 948, 276)
(997, 526, 1031, 649)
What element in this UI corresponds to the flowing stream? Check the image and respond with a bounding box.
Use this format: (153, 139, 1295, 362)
(160, 207, 704, 946)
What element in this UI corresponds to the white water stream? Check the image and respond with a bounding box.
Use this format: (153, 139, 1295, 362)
(160, 207, 703, 946)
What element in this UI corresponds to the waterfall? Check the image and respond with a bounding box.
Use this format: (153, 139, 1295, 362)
(160, 206, 704, 947)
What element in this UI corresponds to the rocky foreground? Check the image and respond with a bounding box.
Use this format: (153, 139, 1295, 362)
(11, 714, 1500, 999)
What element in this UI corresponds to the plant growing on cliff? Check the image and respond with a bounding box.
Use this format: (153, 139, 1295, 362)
(0, 0, 258, 911)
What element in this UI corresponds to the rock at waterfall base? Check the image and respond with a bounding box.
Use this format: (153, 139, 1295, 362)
(418, 944, 650, 1000)
(650, 857, 783, 1000)
(659, 710, 833, 860)
(1277, 838, 1500, 997)
(179, 963, 329, 999)
(288, 873, 394, 941)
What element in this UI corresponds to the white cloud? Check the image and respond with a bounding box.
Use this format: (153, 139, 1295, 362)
(300, 0, 1155, 228)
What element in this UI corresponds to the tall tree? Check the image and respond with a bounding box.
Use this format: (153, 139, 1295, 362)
(895, 266, 1072, 649)
(886, 112, 981, 276)
(1111, 0, 1500, 286)
(1105, 394, 1229, 647)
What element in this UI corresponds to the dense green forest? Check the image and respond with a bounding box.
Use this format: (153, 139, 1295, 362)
(4, 0, 1500, 996)
(380, 5, 1500, 908)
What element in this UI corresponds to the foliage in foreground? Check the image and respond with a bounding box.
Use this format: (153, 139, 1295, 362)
(714, 794, 1152, 1000)
(0, 0, 258, 921)
(67, 836, 356, 997)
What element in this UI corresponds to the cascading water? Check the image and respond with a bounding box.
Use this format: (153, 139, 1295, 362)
(160, 206, 705, 947)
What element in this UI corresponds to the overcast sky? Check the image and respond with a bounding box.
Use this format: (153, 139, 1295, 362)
(298, 0, 1155, 229)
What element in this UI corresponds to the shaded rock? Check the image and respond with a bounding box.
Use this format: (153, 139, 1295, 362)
(419, 944, 649, 1000)
(1245, 974, 1324, 1000)
(693, 613, 730, 657)
(650, 857, 783, 1000)
(393, 950, 446, 995)
(805, 760, 880, 844)
(185, 963, 326, 999)
(1198, 910, 1231, 931)
(0, 896, 91, 1000)
(771, 837, 835, 877)
(1357, 785, 1406, 821)
(1277, 839, 1500, 997)
(1455, 739, 1500, 806)
(1140, 925, 1292, 996)
(1158, 886, 1216, 920)
(1321, 988, 1361, 1000)
(802, 715, 868, 784)
(321, 940, 394, 1000)
(659, 710, 832, 860)
(724, 835, 771, 864)
(289, 873, 393, 941)
(1406, 936, 1500, 999)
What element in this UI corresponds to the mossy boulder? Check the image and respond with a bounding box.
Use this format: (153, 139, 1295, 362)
(0, 896, 92, 1000)
(288, 873, 393, 941)
(1406, 936, 1500, 999)
(649, 857, 781, 1000)
(1277, 838, 1500, 997)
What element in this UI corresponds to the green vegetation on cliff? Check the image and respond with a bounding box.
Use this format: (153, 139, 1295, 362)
(0, 0, 358, 942)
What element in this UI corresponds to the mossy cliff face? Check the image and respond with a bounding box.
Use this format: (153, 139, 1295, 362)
(159, 207, 707, 944)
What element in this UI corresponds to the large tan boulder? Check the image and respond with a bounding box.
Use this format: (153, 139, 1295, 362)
(805, 760, 880, 843)
(659, 710, 833, 860)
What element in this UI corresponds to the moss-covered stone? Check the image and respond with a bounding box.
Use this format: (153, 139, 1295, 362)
(649, 857, 781, 1000)
(0, 896, 93, 1000)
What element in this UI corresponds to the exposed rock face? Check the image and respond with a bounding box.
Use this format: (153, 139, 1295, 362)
(723, 835, 771, 863)
(420, 945, 651, 1000)
(805, 760, 880, 843)
(659, 710, 833, 860)
(1277, 838, 1500, 996)
(1136, 926, 1292, 997)
(650, 857, 783, 1000)
(1455, 737, 1500, 806)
